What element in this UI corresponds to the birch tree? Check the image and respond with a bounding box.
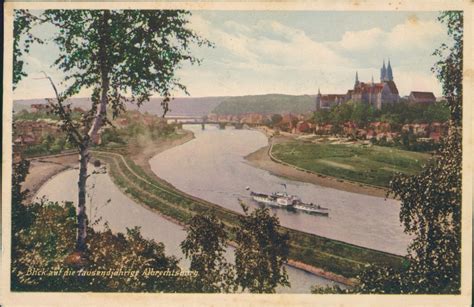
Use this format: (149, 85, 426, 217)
(40, 10, 210, 255)
(13, 9, 43, 89)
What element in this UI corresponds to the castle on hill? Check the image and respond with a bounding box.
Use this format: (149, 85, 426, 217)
(316, 60, 400, 110)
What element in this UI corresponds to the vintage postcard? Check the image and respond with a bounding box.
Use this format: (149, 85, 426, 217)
(2, 1, 472, 306)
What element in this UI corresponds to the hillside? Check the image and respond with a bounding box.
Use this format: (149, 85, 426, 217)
(212, 94, 316, 115)
(14, 94, 317, 117)
(13, 96, 226, 117)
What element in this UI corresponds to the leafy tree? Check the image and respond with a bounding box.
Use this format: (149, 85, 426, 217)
(41, 133, 55, 152)
(271, 113, 283, 126)
(350, 102, 375, 127)
(180, 212, 235, 292)
(35, 10, 210, 255)
(312, 11, 462, 295)
(432, 12, 463, 126)
(386, 11, 463, 294)
(12, 200, 185, 292)
(423, 102, 451, 123)
(330, 102, 353, 126)
(312, 109, 330, 125)
(234, 204, 290, 293)
(11, 138, 183, 293)
(13, 9, 43, 89)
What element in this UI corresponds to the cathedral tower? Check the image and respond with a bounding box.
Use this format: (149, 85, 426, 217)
(380, 60, 387, 82)
(315, 88, 321, 110)
(386, 59, 393, 81)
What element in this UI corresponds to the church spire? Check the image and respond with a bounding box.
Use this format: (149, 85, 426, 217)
(355, 71, 359, 87)
(371, 75, 374, 85)
(387, 58, 393, 81)
(380, 59, 387, 82)
(315, 87, 321, 111)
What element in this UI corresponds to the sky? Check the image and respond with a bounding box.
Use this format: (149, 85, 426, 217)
(12, 10, 451, 100)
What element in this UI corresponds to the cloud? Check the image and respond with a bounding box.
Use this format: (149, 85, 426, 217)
(385, 18, 444, 50)
(334, 16, 445, 53)
(339, 28, 384, 51)
(13, 12, 445, 99)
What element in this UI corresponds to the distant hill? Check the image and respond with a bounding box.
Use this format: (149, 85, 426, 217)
(13, 96, 226, 117)
(211, 94, 316, 115)
(13, 94, 317, 117)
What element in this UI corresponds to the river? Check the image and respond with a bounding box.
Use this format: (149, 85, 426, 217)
(149, 124, 411, 255)
(36, 167, 339, 293)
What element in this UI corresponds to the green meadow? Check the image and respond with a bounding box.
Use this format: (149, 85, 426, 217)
(271, 142, 431, 188)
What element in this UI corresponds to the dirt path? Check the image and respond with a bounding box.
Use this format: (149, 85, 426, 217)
(245, 135, 390, 198)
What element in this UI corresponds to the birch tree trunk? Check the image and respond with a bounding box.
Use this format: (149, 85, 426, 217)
(75, 10, 110, 253)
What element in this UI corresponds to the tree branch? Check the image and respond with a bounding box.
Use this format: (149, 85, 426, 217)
(41, 72, 84, 146)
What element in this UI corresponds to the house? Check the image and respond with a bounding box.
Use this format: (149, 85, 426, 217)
(315, 90, 346, 110)
(343, 121, 358, 135)
(280, 114, 299, 130)
(408, 91, 436, 105)
(296, 121, 311, 133)
(369, 121, 391, 133)
(366, 130, 376, 139)
(30, 103, 49, 113)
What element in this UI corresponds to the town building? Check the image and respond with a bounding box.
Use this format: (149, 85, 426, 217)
(30, 103, 50, 113)
(408, 91, 437, 105)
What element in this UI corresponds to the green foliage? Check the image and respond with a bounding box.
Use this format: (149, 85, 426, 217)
(311, 284, 347, 294)
(213, 94, 315, 115)
(389, 126, 461, 294)
(350, 102, 376, 127)
(11, 158, 185, 292)
(330, 102, 355, 126)
(100, 128, 126, 146)
(11, 158, 30, 204)
(423, 102, 451, 123)
(12, 197, 185, 291)
(370, 131, 440, 153)
(312, 109, 331, 125)
(180, 212, 235, 292)
(26, 10, 210, 253)
(43, 9, 211, 113)
(313, 10, 463, 295)
(13, 10, 43, 89)
(42, 134, 55, 151)
(234, 204, 290, 293)
(312, 100, 449, 128)
(432, 11, 463, 126)
(271, 114, 283, 126)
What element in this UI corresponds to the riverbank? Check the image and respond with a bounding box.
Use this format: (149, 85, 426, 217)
(245, 128, 390, 198)
(23, 153, 79, 202)
(23, 129, 194, 202)
(128, 129, 195, 187)
(92, 142, 404, 285)
(23, 127, 403, 287)
(246, 144, 389, 198)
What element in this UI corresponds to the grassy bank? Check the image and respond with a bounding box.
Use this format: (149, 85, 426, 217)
(92, 148, 405, 280)
(271, 142, 431, 188)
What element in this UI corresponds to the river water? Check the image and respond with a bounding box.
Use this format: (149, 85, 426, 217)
(36, 167, 338, 293)
(149, 124, 411, 255)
